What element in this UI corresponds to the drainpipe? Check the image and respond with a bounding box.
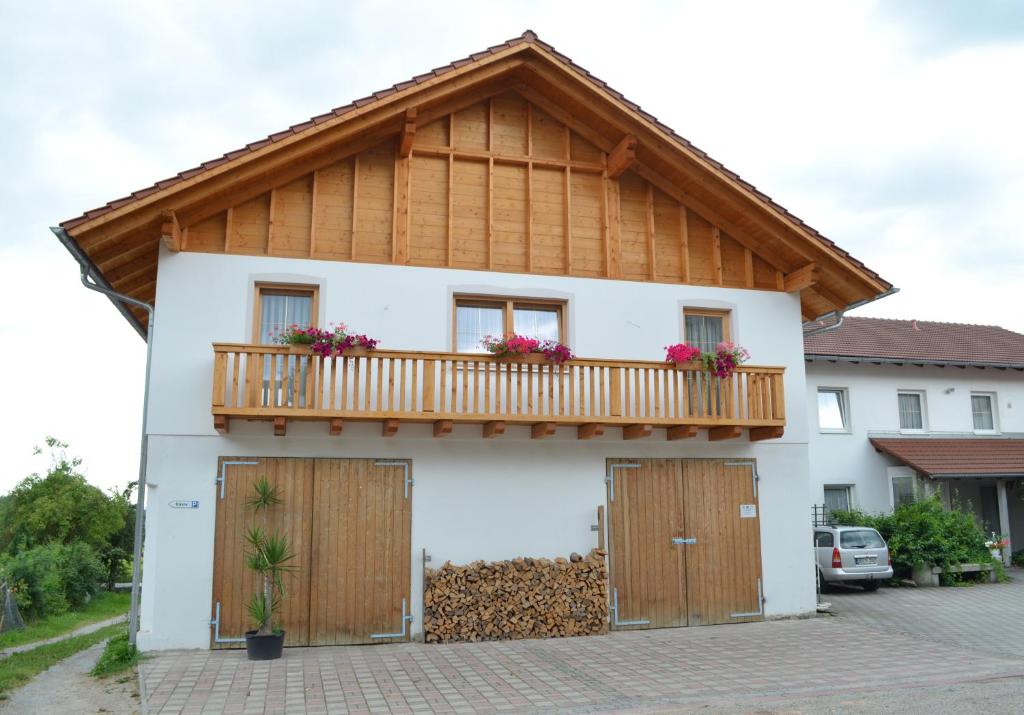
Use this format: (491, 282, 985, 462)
(802, 311, 845, 338)
(51, 226, 153, 648)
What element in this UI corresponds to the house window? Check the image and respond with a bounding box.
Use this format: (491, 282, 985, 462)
(823, 486, 852, 513)
(897, 391, 926, 431)
(253, 283, 318, 344)
(817, 388, 850, 432)
(454, 296, 564, 353)
(891, 474, 917, 509)
(971, 392, 997, 432)
(683, 309, 731, 353)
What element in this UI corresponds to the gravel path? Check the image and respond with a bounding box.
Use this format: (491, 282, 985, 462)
(0, 615, 127, 658)
(0, 640, 139, 714)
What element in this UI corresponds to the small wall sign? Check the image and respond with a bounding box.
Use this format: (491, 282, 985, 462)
(740, 504, 757, 518)
(169, 500, 200, 509)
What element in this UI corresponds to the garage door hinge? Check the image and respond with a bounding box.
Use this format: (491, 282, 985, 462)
(725, 460, 759, 498)
(605, 463, 639, 501)
(215, 460, 260, 499)
(374, 460, 412, 498)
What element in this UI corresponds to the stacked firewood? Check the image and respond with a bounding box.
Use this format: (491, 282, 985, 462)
(423, 549, 608, 643)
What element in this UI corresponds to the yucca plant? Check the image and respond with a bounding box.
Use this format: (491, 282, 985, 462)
(244, 477, 295, 637)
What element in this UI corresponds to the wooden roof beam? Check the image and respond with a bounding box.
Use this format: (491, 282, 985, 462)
(606, 134, 637, 179)
(784, 263, 821, 292)
(160, 210, 181, 252)
(398, 107, 418, 158)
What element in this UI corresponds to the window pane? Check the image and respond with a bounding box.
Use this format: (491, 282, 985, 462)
(972, 395, 994, 430)
(456, 305, 504, 352)
(685, 314, 725, 353)
(840, 530, 885, 548)
(814, 532, 834, 547)
(898, 393, 923, 430)
(892, 475, 916, 508)
(513, 307, 560, 342)
(824, 487, 850, 512)
(259, 293, 312, 344)
(817, 390, 847, 430)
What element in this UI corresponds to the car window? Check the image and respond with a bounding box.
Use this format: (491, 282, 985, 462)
(840, 530, 884, 548)
(814, 532, 833, 547)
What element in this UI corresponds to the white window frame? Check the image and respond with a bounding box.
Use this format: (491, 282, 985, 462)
(823, 484, 854, 512)
(888, 467, 917, 510)
(970, 391, 999, 434)
(897, 390, 928, 433)
(817, 387, 851, 434)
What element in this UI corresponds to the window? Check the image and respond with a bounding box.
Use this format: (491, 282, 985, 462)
(817, 388, 850, 432)
(683, 309, 730, 353)
(253, 283, 318, 344)
(971, 392, 997, 432)
(814, 531, 834, 548)
(891, 474, 916, 509)
(453, 296, 564, 353)
(897, 391, 926, 431)
(823, 486, 852, 513)
(840, 530, 885, 549)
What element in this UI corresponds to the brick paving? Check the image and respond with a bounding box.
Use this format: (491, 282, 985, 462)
(140, 598, 1024, 714)
(826, 566, 1024, 658)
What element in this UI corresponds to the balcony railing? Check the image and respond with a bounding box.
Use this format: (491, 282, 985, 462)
(211, 344, 786, 440)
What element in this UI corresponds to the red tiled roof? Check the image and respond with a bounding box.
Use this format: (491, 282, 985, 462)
(870, 438, 1024, 477)
(804, 317, 1024, 368)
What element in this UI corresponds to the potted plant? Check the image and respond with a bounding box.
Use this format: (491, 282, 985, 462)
(664, 343, 702, 367)
(702, 341, 750, 379)
(243, 476, 295, 661)
(986, 533, 1009, 561)
(272, 322, 379, 358)
(481, 335, 574, 365)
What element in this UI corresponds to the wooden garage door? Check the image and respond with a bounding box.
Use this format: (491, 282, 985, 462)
(606, 458, 762, 630)
(211, 457, 411, 648)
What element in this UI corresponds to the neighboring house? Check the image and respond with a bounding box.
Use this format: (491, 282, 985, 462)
(53, 32, 891, 651)
(805, 317, 1024, 563)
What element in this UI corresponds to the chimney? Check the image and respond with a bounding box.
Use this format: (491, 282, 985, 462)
(911, 319, 920, 331)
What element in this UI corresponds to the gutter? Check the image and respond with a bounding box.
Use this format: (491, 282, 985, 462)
(803, 286, 900, 327)
(804, 354, 1024, 371)
(50, 226, 152, 648)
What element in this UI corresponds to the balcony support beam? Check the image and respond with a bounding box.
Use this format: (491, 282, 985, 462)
(749, 426, 784, 441)
(329, 418, 343, 436)
(273, 417, 286, 437)
(483, 421, 505, 438)
(708, 425, 743, 441)
(623, 424, 653, 440)
(667, 425, 698, 441)
(578, 423, 604, 440)
(382, 419, 400, 437)
(214, 415, 229, 434)
(532, 422, 557, 439)
(433, 419, 453, 437)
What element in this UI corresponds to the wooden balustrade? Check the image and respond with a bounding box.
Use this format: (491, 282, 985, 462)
(211, 344, 786, 439)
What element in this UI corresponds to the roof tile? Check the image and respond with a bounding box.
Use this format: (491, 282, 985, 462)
(870, 438, 1024, 477)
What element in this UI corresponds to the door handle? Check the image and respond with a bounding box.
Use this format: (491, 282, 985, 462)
(672, 537, 697, 545)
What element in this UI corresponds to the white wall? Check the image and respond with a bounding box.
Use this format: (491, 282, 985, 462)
(138, 249, 815, 650)
(806, 360, 1024, 514)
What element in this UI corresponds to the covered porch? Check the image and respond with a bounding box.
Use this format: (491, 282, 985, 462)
(871, 438, 1024, 565)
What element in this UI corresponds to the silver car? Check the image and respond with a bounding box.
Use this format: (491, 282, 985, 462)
(814, 526, 893, 591)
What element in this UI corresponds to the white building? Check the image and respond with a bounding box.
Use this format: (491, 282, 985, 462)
(805, 317, 1024, 562)
(54, 32, 893, 651)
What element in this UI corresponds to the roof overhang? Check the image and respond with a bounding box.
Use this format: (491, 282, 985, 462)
(806, 354, 1024, 371)
(870, 437, 1024, 479)
(57, 31, 893, 335)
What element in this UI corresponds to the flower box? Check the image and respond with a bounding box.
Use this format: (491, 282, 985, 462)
(494, 352, 549, 365)
(911, 562, 996, 587)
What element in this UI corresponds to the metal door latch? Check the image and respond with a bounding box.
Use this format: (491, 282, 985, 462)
(671, 537, 697, 545)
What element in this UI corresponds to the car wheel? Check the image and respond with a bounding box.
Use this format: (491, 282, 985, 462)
(862, 580, 881, 592)
(817, 570, 830, 593)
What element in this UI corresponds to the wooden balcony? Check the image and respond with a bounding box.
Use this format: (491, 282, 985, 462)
(211, 344, 786, 440)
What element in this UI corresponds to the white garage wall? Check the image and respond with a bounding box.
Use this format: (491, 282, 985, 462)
(137, 249, 816, 651)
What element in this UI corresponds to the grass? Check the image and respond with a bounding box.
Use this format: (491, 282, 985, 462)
(90, 631, 140, 677)
(0, 623, 124, 696)
(0, 591, 129, 650)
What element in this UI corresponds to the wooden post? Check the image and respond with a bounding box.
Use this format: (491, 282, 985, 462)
(422, 361, 436, 412)
(596, 505, 605, 551)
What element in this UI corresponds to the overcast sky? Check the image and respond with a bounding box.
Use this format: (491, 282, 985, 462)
(1, 0, 1022, 494)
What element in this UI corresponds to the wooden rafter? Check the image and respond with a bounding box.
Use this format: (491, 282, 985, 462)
(398, 107, 418, 157)
(160, 210, 181, 252)
(783, 263, 820, 292)
(606, 135, 637, 179)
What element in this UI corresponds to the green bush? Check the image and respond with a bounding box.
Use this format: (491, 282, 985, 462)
(90, 631, 139, 677)
(832, 495, 991, 579)
(1, 542, 106, 619)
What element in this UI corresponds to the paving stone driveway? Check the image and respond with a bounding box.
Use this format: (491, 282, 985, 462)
(140, 573, 1024, 714)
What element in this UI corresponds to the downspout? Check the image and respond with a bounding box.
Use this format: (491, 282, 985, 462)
(51, 226, 152, 648)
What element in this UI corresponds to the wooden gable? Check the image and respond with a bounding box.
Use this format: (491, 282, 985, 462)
(58, 32, 891, 334)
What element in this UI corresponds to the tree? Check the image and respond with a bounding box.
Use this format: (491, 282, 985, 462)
(0, 438, 127, 554)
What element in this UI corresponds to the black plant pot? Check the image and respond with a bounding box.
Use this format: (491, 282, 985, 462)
(245, 630, 285, 660)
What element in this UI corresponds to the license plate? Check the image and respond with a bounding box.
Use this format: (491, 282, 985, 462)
(855, 555, 877, 565)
